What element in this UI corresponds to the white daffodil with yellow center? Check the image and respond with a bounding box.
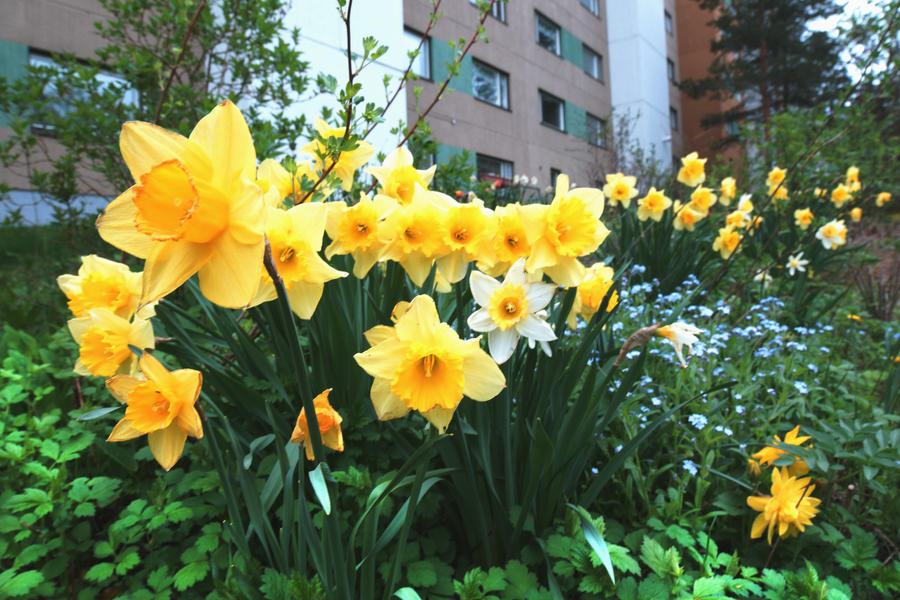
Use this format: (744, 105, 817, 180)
(467, 259, 557, 364)
(655, 322, 702, 368)
(786, 252, 809, 276)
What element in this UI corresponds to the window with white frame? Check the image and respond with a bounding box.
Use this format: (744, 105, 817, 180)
(579, 0, 599, 16)
(582, 45, 603, 82)
(670, 106, 679, 131)
(402, 29, 431, 80)
(664, 10, 674, 34)
(469, 0, 506, 23)
(477, 153, 513, 181)
(535, 13, 561, 55)
(472, 59, 509, 109)
(667, 58, 676, 83)
(540, 91, 565, 131)
(585, 113, 607, 148)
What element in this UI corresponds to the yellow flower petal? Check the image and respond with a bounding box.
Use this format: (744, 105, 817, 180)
(176, 405, 204, 439)
(142, 239, 214, 306)
(354, 337, 409, 381)
(370, 377, 411, 421)
(107, 418, 145, 442)
(188, 100, 257, 186)
(197, 232, 264, 308)
(96, 186, 153, 259)
(460, 343, 506, 401)
(147, 424, 188, 471)
(421, 405, 456, 434)
(106, 375, 143, 404)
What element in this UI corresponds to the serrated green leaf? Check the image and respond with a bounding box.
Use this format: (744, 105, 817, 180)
(0, 569, 44, 597)
(693, 576, 727, 597)
(173, 561, 209, 591)
(665, 524, 695, 548)
(115, 550, 139, 575)
(84, 562, 114, 582)
(94, 541, 114, 558)
(637, 574, 668, 600)
(640, 537, 669, 579)
(147, 566, 169, 591)
(407, 560, 437, 588)
(74, 502, 95, 517)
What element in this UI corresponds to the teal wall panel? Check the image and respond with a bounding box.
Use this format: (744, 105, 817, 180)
(565, 101, 586, 140)
(0, 39, 29, 127)
(561, 29, 582, 70)
(430, 39, 472, 95)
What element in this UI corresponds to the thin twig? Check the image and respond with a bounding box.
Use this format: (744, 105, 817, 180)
(153, 0, 207, 124)
(299, 0, 355, 203)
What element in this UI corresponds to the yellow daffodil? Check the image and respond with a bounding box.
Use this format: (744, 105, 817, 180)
(793, 208, 813, 230)
(712, 227, 741, 259)
(786, 252, 809, 276)
(68, 308, 154, 377)
(636, 187, 672, 222)
(257, 158, 322, 207)
(436, 200, 496, 285)
(58, 254, 152, 319)
(366, 146, 436, 205)
(673, 201, 704, 232)
(770, 185, 789, 202)
(752, 425, 810, 476)
(748, 458, 761, 477)
(325, 193, 398, 278)
(689, 186, 717, 213)
(766, 166, 787, 190)
(738, 193, 754, 213)
(467, 259, 557, 364)
(378, 186, 449, 286)
(876, 192, 891, 207)
(354, 295, 505, 433)
(816, 219, 847, 249)
(96, 100, 266, 309)
(106, 353, 203, 471)
(719, 177, 736, 205)
(850, 207, 862, 222)
(677, 152, 706, 187)
(602, 173, 638, 209)
(302, 118, 374, 191)
(251, 204, 347, 319)
(521, 174, 608, 286)
(747, 467, 820, 544)
(725, 210, 749, 229)
(485, 203, 532, 277)
(566, 262, 618, 329)
(846, 165, 861, 192)
(291, 388, 344, 461)
(655, 322, 702, 367)
(830, 184, 851, 208)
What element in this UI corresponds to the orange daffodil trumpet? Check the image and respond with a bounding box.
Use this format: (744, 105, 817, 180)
(467, 259, 557, 364)
(106, 353, 203, 471)
(291, 389, 344, 461)
(96, 100, 266, 309)
(354, 295, 505, 433)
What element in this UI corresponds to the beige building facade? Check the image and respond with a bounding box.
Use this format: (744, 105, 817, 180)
(403, 0, 614, 189)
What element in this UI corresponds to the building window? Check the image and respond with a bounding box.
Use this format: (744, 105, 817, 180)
(535, 13, 561, 55)
(582, 45, 603, 82)
(585, 113, 607, 148)
(670, 106, 679, 131)
(579, 0, 600, 16)
(472, 59, 509, 109)
(540, 91, 565, 131)
(550, 168, 562, 188)
(469, 0, 506, 23)
(403, 29, 431, 80)
(667, 58, 676, 83)
(664, 10, 673, 34)
(726, 120, 740, 136)
(477, 153, 513, 182)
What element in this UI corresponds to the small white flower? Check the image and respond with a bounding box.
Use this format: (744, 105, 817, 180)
(815, 219, 847, 250)
(530, 176, 538, 186)
(785, 252, 809, 276)
(468, 258, 558, 364)
(753, 270, 773, 289)
(655, 322, 702, 367)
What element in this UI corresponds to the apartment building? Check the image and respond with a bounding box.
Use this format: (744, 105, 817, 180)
(403, 0, 613, 189)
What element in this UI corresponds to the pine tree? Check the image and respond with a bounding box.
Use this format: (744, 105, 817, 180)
(680, 0, 850, 141)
